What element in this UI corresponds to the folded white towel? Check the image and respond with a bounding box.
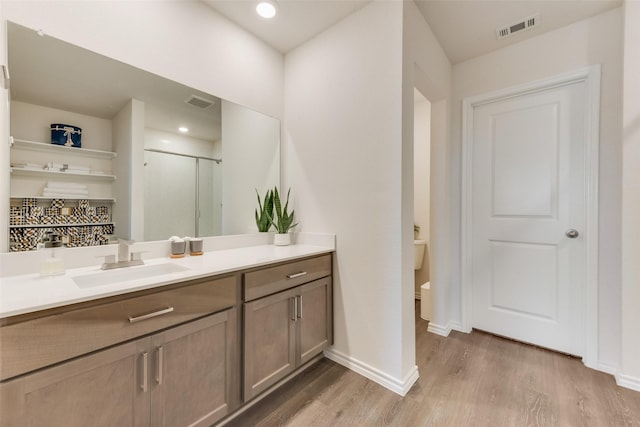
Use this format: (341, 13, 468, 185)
(42, 188, 89, 196)
(42, 187, 89, 197)
(43, 192, 88, 198)
(47, 181, 87, 190)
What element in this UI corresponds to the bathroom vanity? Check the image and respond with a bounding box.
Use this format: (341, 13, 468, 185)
(0, 245, 333, 426)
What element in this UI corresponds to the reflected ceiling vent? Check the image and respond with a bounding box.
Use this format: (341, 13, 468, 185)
(496, 14, 539, 39)
(185, 95, 215, 109)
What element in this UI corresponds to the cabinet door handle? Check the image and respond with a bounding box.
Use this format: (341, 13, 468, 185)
(297, 295, 302, 319)
(155, 346, 164, 385)
(287, 271, 307, 279)
(128, 306, 174, 323)
(290, 297, 297, 321)
(140, 351, 148, 392)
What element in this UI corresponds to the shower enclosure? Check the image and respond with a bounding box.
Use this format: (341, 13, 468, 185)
(143, 149, 222, 241)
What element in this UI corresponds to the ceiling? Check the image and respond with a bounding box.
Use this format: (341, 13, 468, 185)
(203, 0, 622, 63)
(202, 0, 371, 53)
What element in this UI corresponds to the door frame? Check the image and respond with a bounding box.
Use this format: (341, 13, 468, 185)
(460, 65, 601, 368)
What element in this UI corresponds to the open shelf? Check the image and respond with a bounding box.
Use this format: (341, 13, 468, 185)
(10, 167, 116, 181)
(10, 196, 116, 202)
(11, 138, 116, 159)
(10, 222, 114, 229)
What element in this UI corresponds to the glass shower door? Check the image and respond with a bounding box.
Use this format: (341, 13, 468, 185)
(144, 150, 197, 241)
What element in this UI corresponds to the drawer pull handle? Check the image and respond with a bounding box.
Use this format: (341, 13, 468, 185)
(156, 346, 164, 385)
(140, 351, 148, 392)
(297, 295, 302, 319)
(128, 306, 174, 323)
(287, 271, 307, 279)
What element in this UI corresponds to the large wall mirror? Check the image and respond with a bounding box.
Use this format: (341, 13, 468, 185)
(6, 21, 280, 251)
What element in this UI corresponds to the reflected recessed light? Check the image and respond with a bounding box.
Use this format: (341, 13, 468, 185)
(256, 1, 277, 19)
(178, 127, 189, 133)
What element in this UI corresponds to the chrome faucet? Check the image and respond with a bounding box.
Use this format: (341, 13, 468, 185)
(101, 239, 144, 270)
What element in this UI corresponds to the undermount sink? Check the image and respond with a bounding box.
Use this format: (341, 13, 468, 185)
(73, 263, 190, 288)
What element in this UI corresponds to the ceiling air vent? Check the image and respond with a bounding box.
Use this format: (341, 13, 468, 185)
(496, 14, 539, 39)
(185, 95, 215, 109)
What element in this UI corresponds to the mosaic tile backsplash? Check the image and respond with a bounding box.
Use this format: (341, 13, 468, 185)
(9, 198, 114, 252)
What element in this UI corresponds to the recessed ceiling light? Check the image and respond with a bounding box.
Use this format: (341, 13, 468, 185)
(256, 1, 277, 19)
(178, 127, 189, 133)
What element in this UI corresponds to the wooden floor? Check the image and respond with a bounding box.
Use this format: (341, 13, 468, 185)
(226, 302, 640, 427)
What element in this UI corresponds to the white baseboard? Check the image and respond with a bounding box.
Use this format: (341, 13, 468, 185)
(324, 348, 419, 396)
(616, 372, 640, 392)
(596, 361, 618, 375)
(426, 322, 451, 337)
(449, 321, 466, 333)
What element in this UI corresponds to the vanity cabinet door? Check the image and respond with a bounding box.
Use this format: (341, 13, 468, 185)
(298, 277, 333, 365)
(150, 308, 238, 427)
(0, 337, 150, 427)
(243, 287, 298, 401)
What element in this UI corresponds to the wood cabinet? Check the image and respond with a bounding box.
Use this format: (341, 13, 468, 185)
(150, 309, 238, 427)
(0, 275, 237, 381)
(0, 252, 333, 425)
(0, 337, 149, 427)
(0, 309, 237, 427)
(243, 254, 333, 402)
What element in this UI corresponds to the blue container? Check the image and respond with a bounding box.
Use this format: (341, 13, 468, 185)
(51, 124, 82, 148)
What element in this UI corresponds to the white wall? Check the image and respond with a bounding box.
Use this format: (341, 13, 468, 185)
(284, 1, 451, 394)
(284, 1, 410, 392)
(1, 1, 283, 119)
(451, 8, 623, 370)
(11, 101, 112, 151)
(0, 10, 9, 251)
(221, 100, 280, 235)
(111, 99, 134, 241)
(144, 128, 217, 159)
(403, 0, 453, 341)
(619, 0, 640, 390)
(414, 94, 431, 296)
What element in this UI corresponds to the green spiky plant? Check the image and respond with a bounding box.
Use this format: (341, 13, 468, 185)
(267, 187, 298, 234)
(255, 188, 274, 232)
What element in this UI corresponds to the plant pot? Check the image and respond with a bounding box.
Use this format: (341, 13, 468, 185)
(273, 233, 291, 246)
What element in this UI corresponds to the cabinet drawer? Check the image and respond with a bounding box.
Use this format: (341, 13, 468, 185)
(0, 275, 237, 381)
(244, 254, 331, 302)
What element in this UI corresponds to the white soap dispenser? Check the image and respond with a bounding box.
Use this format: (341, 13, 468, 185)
(38, 231, 65, 276)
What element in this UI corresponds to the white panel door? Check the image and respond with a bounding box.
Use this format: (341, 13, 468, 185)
(471, 81, 586, 356)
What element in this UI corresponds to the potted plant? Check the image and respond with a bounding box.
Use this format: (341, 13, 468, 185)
(255, 188, 274, 232)
(267, 186, 298, 246)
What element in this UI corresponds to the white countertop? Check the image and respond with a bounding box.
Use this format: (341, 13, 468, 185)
(0, 244, 333, 319)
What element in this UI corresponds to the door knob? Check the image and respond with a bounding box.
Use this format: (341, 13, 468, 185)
(566, 229, 579, 238)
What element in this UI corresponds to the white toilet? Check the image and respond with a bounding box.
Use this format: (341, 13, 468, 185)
(420, 282, 432, 320)
(414, 239, 432, 320)
(414, 239, 426, 270)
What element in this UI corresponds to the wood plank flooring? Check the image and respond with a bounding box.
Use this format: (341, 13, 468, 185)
(225, 302, 640, 427)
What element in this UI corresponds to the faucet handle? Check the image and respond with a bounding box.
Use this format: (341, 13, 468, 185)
(98, 254, 117, 270)
(131, 251, 145, 262)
